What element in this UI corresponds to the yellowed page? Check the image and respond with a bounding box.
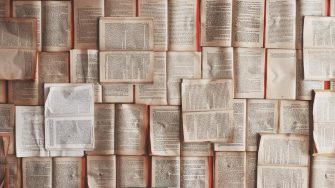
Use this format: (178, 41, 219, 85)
(181, 143, 213, 157)
(6, 155, 21, 188)
(87, 155, 116, 188)
(303, 16, 335, 48)
(0, 0, 10, 17)
(105, 0, 136, 17)
(39, 52, 70, 84)
(70, 49, 99, 83)
(101, 83, 134, 103)
(311, 154, 335, 188)
(73, 0, 104, 49)
(22, 157, 52, 188)
(52, 157, 83, 188)
(0, 81, 6, 103)
(151, 156, 180, 188)
(202, 47, 233, 80)
(303, 49, 335, 81)
(181, 157, 210, 188)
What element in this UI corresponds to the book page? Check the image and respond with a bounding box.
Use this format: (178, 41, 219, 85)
(87, 155, 116, 188)
(258, 134, 309, 166)
(181, 157, 210, 188)
(202, 47, 233, 80)
(151, 156, 180, 188)
(332, 0, 335, 16)
(182, 79, 234, 143)
(44, 84, 95, 150)
(115, 104, 148, 155)
(101, 83, 134, 103)
(215, 152, 246, 188)
(181, 142, 213, 157)
(0, 49, 36, 80)
(70, 49, 99, 83)
(311, 155, 335, 188)
(73, 0, 104, 49)
(16, 106, 48, 157)
(303, 49, 335, 81)
(100, 51, 154, 83)
(139, 0, 168, 51)
(246, 99, 279, 151)
(0, 0, 9, 17)
(296, 50, 324, 100)
(52, 157, 83, 188)
(167, 52, 201, 105)
(116, 156, 149, 188)
(232, 0, 265, 47)
(296, 0, 326, 49)
(6, 155, 21, 188)
(8, 79, 42, 106)
(233, 48, 265, 98)
(99, 17, 154, 51)
(42, 1, 72, 52)
(39, 52, 70, 84)
(150, 106, 180, 156)
(265, 0, 296, 49)
(279, 100, 309, 135)
(313, 90, 335, 153)
(169, 0, 199, 51)
(201, 0, 232, 47)
(105, 0, 136, 17)
(22, 157, 52, 188)
(257, 166, 309, 188)
(246, 152, 257, 188)
(266, 49, 296, 99)
(135, 52, 167, 105)
(304, 16, 335, 48)
(86, 104, 115, 155)
(0, 104, 14, 133)
(0, 81, 5, 103)
(12, 0, 42, 51)
(215, 99, 246, 151)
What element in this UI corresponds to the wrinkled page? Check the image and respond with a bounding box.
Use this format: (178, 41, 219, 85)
(304, 16, 335, 48)
(0, 104, 14, 133)
(303, 49, 335, 81)
(311, 155, 335, 188)
(167, 52, 201, 105)
(265, 0, 296, 49)
(169, 0, 199, 51)
(99, 17, 154, 51)
(181, 143, 213, 157)
(279, 100, 309, 135)
(181, 157, 210, 188)
(202, 47, 233, 80)
(73, 0, 104, 49)
(246, 99, 279, 151)
(70, 49, 99, 83)
(115, 104, 148, 155)
(52, 157, 83, 188)
(39, 52, 70, 84)
(44, 84, 95, 150)
(266, 49, 296, 99)
(100, 51, 154, 83)
(135, 52, 167, 105)
(87, 155, 116, 188)
(16, 106, 48, 157)
(232, 0, 265, 47)
(234, 48, 265, 98)
(151, 156, 180, 188)
(116, 156, 149, 188)
(6, 155, 21, 188)
(105, 0, 136, 17)
(42, 1, 72, 52)
(139, 0, 168, 51)
(150, 106, 180, 156)
(101, 83, 134, 103)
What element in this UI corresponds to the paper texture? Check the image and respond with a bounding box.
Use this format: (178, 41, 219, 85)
(105, 0, 136, 17)
(73, 0, 104, 49)
(99, 51, 154, 83)
(87, 155, 116, 188)
(233, 48, 265, 98)
(99, 17, 154, 51)
(304, 16, 335, 49)
(311, 155, 335, 188)
(266, 49, 296, 99)
(303, 49, 335, 81)
(70, 49, 99, 83)
(202, 47, 233, 80)
(101, 83, 134, 103)
(167, 52, 201, 105)
(151, 156, 180, 188)
(0, 81, 5, 103)
(44, 84, 95, 150)
(169, 0, 198, 51)
(0, 0, 9, 17)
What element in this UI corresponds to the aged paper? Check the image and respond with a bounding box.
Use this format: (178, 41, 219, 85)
(233, 48, 265, 98)
(0, 0, 9, 17)
(151, 156, 180, 188)
(99, 17, 154, 51)
(266, 49, 296, 99)
(115, 104, 148, 155)
(105, 0, 136, 17)
(44, 84, 95, 150)
(52, 157, 83, 188)
(87, 155, 116, 188)
(135, 52, 167, 105)
(150, 106, 180, 156)
(0, 81, 5, 103)
(116, 156, 149, 188)
(101, 83, 134, 103)
(181, 157, 210, 188)
(42, 1, 72, 52)
(6, 155, 21, 188)
(181, 143, 213, 157)
(303, 49, 335, 81)
(311, 154, 335, 188)
(139, 0, 168, 51)
(304, 16, 335, 49)
(73, 0, 104, 49)
(202, 47, 233, 80)
(22, 158, 52, 188)
(100, 51, 154, 83)
(39, 52, 70, 84)
(169, 0, 198, 51)
(167, 52, 201, 105)
(70, 49, 99, 83)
